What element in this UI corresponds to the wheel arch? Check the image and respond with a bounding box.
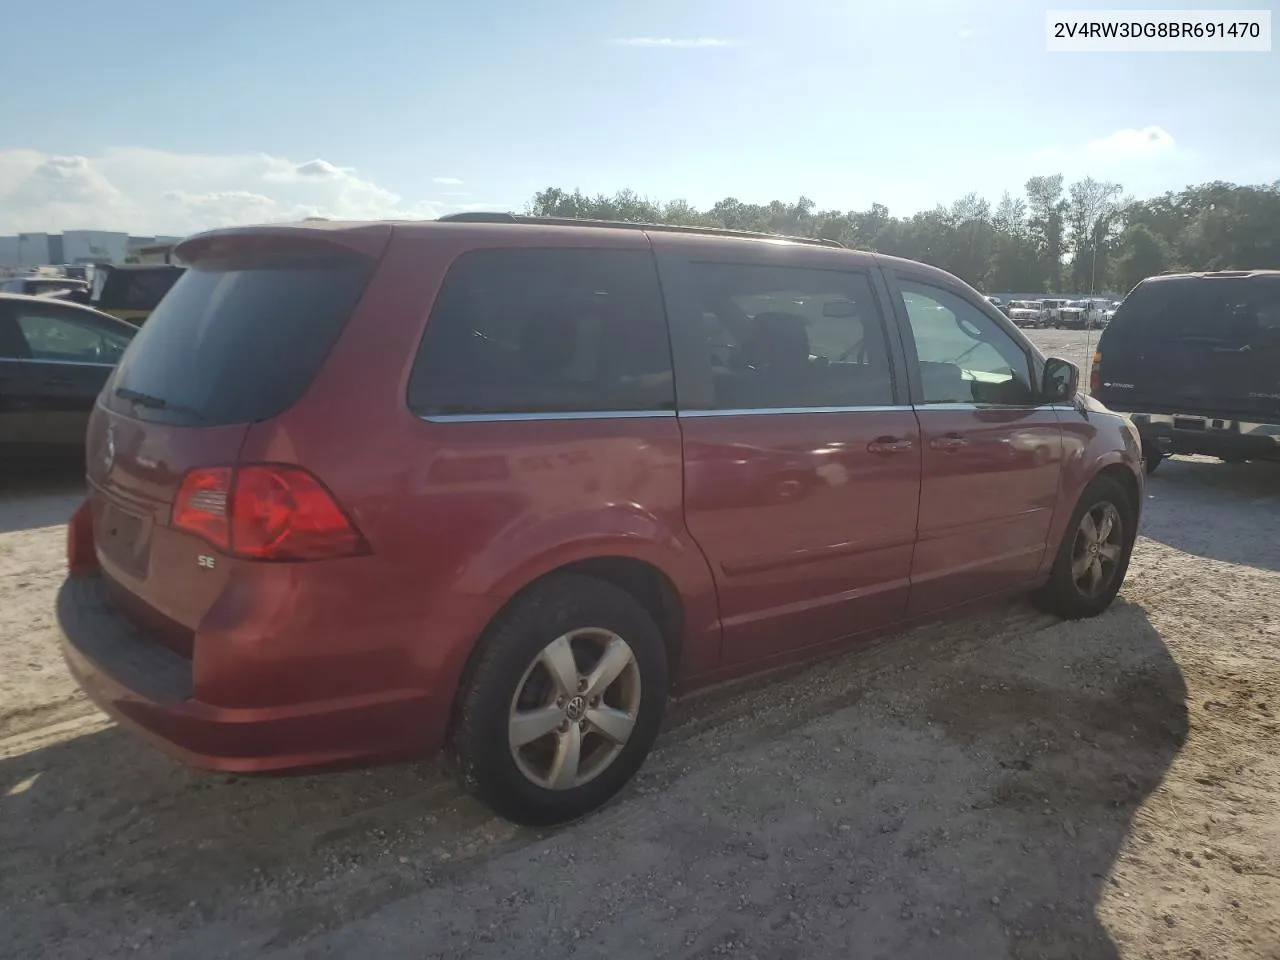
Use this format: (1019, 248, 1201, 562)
(443, 553, 695, 749)
(1095, 461, 1141, 529)
(1040, 450, 1143, 581)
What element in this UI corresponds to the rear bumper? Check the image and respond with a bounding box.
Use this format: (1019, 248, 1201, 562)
(1116, 411, 1280, 461)
(58, 574, 434, 773)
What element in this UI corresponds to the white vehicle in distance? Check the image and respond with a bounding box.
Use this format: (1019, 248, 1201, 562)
(1007, 300, 1047, 328)
(1060, 298, 1111, 329)
(1038, 298, 1070, 327)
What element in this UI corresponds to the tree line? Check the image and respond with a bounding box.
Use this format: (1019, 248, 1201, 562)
(525, 177, 1280, 296)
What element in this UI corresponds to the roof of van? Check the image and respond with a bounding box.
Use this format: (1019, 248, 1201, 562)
(177, 215, 980, 292)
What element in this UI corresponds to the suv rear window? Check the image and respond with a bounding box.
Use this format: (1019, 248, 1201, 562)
(106, 251, 375, 426)
(407, 248, 674, 416)
(1111, 276, 1280, 342)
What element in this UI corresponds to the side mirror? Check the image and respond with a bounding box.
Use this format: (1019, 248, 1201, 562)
(1041, 357, 1079, 403)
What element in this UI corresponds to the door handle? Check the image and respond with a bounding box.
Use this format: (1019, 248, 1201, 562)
(867, 437, 914, 454)
(929, 434, 969, 452)
(42, 377, 73, 386)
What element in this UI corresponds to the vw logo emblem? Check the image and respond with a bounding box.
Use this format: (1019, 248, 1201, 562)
(103, 426, 116, 472)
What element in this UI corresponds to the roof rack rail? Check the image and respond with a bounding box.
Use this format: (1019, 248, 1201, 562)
(436, 211, 845, 248)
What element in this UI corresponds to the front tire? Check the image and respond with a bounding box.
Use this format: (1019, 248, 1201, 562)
(451, 574, 669, 826)
(1034, 475, 1136, 620)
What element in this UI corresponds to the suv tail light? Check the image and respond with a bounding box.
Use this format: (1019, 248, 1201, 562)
(172, 465, 367, 561)
(1089, 350, 1102, 394)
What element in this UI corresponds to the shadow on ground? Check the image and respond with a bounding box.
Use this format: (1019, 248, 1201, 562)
(0, 456, 85, 534)
(1140, 456, 1280, 571)
(0, 598, 1186, 959)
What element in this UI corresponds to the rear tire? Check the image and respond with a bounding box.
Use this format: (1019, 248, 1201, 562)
(1034, 475, 1136, 620)
(451, 574, 668, 826)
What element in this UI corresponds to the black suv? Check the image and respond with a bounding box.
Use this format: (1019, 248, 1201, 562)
(1092, 271, 1280, 472)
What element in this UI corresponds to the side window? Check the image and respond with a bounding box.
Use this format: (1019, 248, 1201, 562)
(407, 248, 674, 416)
(14, 310, 130, 365)
(687, 262, 894, 410)
(899, 280, 1036, 406)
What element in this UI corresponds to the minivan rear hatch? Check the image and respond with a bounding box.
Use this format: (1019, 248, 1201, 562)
(86, 223, 391, 648)
(1097, 274, 1280, 421)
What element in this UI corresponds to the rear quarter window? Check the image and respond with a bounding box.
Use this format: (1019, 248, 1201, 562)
(106, 251, 375, 426)
(407, 248, 675, 417)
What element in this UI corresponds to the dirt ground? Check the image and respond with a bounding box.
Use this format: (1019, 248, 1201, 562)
(2, 330, 1279, 959)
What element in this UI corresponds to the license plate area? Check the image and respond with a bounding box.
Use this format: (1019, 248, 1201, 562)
(94, 497, 153, 579)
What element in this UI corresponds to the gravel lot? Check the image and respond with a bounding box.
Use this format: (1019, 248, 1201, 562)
(2, 330, 1278, 959)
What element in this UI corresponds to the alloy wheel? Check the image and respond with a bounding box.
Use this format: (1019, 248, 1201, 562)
(507, 628, 642, 790)
(1070, 501, 1124, 598)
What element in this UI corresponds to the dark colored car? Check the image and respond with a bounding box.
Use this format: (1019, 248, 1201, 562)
(0, 293, 135, 456)
(59, 216, 1144, 825)
(89, 264, 186, 325)
(1091, 271, 1280, 472)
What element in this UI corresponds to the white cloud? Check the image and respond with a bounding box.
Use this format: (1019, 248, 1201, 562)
(263, 158, 354, 182)
(432, 176, 464, 185)
(1085, 125, 1176, 158)
(610, 37, 746, 48)
(957, 27, 977, 39)
(1029, 126, 1179, 173)
(0, 147, 480, 235)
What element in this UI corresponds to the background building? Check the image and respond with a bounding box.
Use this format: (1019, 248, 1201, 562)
(0, 231, 184, 271)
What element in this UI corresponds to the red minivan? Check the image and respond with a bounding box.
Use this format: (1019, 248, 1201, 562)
(59, 215, 1144, 824)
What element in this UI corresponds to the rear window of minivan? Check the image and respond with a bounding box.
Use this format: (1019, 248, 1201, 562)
(105, 249, 375, 426)
(1110, 276, 1280, 342)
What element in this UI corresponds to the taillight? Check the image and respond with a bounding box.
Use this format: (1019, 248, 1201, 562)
(173, 467, 233, 550)
(67, 499, 97, 574)
(1089, 350, 1102, 394)
(172, 465, 366, 561)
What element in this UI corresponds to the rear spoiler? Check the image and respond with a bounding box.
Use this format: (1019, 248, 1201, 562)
(176, 222, 395, 265)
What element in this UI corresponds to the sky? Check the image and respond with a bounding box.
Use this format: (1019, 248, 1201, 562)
(0, 0, 1276, 235)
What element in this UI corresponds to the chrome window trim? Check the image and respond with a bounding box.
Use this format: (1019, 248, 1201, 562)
(420, 409, 677, 423)
(916, 402, 1066, 413)
(679, 405, 909, 417)
(0, 355, 115, 368)
(418, 402, 1073, 423)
